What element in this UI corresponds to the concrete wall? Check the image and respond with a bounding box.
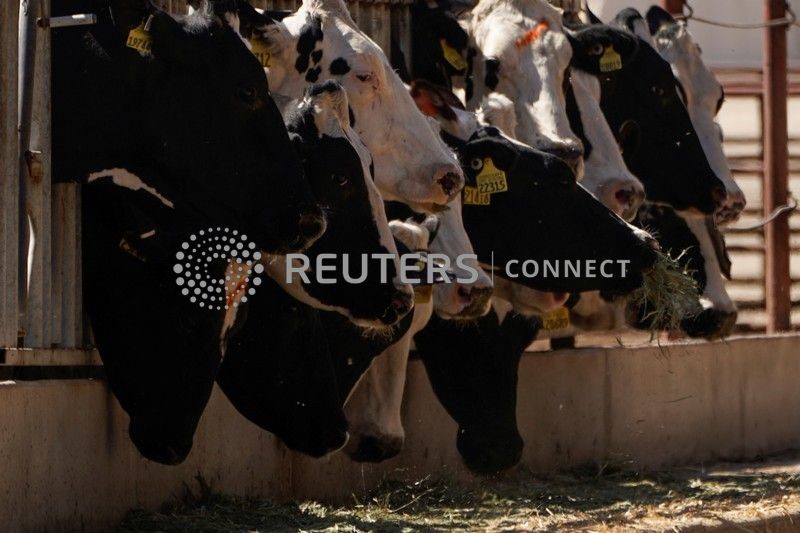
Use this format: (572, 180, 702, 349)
(591, 0, 800, 69)
(1, 334, 800, 531)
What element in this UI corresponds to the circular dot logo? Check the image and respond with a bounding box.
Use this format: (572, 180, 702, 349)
(173, 227, 264, 311)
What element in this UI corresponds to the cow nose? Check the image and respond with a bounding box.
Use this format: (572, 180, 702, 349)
(610, 180, 645, 220)
(381, 290, 414, 325)
(299, 211, 326, 242)
(457, 286, 493, 318)
(434, 166, 465, 201)
(711, 185, 728, 210)
(346, 434, 404, 463)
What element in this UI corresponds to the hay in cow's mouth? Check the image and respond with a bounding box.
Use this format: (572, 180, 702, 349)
(629, 249, 702, 333)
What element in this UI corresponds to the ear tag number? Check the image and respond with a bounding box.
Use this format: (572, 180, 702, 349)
(440, 39, 467, 71)
(599, 45, 622, 73)
(414, 285, 433, 304)
(476, 158, 508, 195)
(541, 306, 570, 330)
(126, 22, 152, 55)
(250, 38, 272, 68)
(463, 186, 491, 206)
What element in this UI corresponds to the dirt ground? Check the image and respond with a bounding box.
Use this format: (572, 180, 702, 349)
(117, 454, 800, 532)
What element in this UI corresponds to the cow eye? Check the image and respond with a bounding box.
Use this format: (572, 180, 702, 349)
(651, 86, 665, 97)
(588, 43, 604, 56)
(356, 73, 373, 83)
(470, 158, 483, 171)
(332, 174, 349, 186)
(237, 86, 257, 103)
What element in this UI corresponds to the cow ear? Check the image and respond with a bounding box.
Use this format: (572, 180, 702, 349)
(254, 16, 291, 57)
(410, 81, 457, 122)
(568, 26, 639, 75)
(646, 6, 677, 36)
(617, 120, 641, 158)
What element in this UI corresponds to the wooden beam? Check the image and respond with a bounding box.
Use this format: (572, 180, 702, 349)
(660, 0, 685, 15)
(763, 0, 791, 332)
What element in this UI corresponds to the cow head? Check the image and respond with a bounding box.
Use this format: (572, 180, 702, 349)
(451, 127, 656, 294)
(569, 20, 726, 216)
(631, 203, 737, 339)
(468, 0, 584, 173)
(140, 6, 324, 253)
(414, 309, 535, 474)
(407, 0, 470, 88)
(385, 199, 494, 320)
(264, 81, 414, 327)
(236, 0, 464, 211)
(645, 7, 746, 225)
(561, 25, 644, 221)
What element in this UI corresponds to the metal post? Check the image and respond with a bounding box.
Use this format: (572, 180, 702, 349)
(763, 0, 791, 332)
(660, 0, 685, 15)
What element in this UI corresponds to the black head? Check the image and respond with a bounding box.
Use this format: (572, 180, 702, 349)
(285, 82, 412, 326)
(410, 0, 470, 88)
(566, 24, 640, 75)
(415, 309, 539, 474)
(582, 19, 725, 215)
(452, 128, 656, 293)
(217, 278, 348, 458)
(630, 203, 736, 339)
(137, 8, 322, 252)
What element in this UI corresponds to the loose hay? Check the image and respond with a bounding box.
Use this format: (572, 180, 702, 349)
(629, 249, 702, 333)
(116, 462, 800, 532)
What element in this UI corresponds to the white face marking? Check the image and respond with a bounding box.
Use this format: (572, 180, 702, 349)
(264, 0, 464, 210)
(468, 0, 582, 162)
(86, 168, 174, 208)
(266, 87, 410, 327)
(430, 201, 493, 318)
(654, 23, 745, 223)
(476, 93, 518, 137)
(684, 216, 736, 313)
(570, 70, 645, 222)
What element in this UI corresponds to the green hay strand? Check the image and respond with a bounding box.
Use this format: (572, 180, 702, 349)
(630, 249, 702, 333)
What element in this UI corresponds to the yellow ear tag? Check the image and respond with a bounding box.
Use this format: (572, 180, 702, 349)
(414, 285, 433, 304)
(440, 38, 467, 71)
(476, 158, 508, 195)
(249, 38, 272, 68)
(126, 23, 152, 55)
(541, 306, 570, 331)
(463, 186, 491, 206)
(599, 45, 622, 73)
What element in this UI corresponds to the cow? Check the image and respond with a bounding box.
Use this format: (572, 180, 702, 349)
(263, 81, 414, 327)
(343, 120, 660, 471)
(566, 21, 726, 216)
(464, 0, 585, 172)
(230, 0, 465, 212)
(628, 203, 737, 339)
(53, 0, 323, 464)
(643, 6, 746, 225)
(216, 82, 423, 457)
(344, 200, 494, 462)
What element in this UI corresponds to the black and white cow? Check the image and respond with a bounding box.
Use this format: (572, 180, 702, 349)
(233, 0, 465, 212)
(464, 0, 585, 171)
(643, 7, 745, 224)
(567, 21, 726, 215)
(606, 6, 745, 225)
(264, 81, 414, 327)
(216, 82, 417, 456)
(53, 0, 323, 464)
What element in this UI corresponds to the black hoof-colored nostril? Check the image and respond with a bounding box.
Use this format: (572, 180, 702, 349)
(382, 291, 412, 324)
(438, 172, 461, 197)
